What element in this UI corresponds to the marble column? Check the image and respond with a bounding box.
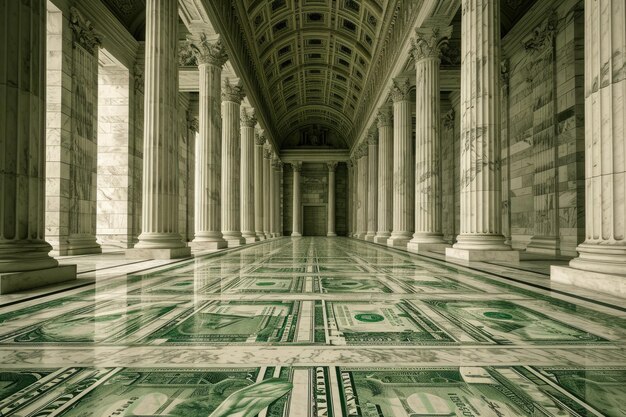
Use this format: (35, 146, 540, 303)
(254, 133, 266, 240)
(387, 79, 414, 248)
(356, 145, 369, 239)
(190, 35, 227, 250)
(552, 0, 626, 296)
(272, 159, 283, 237)
(291, 162, 303, 237)
(240, 107, 258, 243)
(221, 79, 246, 247)
(408, 27, 452, 254)
(0, 0, 76, 293)
(375, 108, 393, 244)
(327, 162, 338, 237)
(445, 0, 517, 262)
(263, 148, 272, 239)
(127, 0, 190, 259)
(351, 158, 359, 237)
(346, 161, 353, 236)
(365, 130, 378, 241)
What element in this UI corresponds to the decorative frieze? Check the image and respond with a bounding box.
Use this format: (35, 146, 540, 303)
(69, 7, 102, 54)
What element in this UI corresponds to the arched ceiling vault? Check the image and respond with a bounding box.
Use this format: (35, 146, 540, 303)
(205, 0, 410, 149)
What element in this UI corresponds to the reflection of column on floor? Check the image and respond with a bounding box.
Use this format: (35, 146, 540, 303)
(446, 0, 517, 262)
(46, 6, 101, 256)
(552, 0, 626, 297)
(126, 0, 190, 260)
(0, 0, 76, 294)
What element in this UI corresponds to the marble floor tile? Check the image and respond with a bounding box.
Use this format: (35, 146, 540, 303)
(0, 237, 625, 416)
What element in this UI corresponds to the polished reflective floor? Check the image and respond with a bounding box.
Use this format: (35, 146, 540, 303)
(1, 237, 626, 416)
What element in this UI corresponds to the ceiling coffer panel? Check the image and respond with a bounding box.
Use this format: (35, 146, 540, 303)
(226, 0, 402, 148)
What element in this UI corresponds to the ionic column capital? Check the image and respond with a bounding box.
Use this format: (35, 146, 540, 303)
(410, 26, 453, 62)
(222, 79, 246, 103)
(377, 107, 393, 127)
(327, 161, 339, 172)
(390, 78, 411, 102)
(241, 107, 257, 127)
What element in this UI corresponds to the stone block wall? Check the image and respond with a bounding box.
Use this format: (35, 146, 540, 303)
(500, 0, 585, 255)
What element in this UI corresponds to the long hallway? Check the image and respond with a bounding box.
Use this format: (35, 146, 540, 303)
(0, 237, 625, 416)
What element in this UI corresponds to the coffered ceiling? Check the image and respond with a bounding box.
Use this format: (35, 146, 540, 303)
(207, 0, 409, 149)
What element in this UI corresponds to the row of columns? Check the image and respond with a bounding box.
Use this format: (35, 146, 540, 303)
(289, 162, 339, 237)
(350, 2, 518, 262)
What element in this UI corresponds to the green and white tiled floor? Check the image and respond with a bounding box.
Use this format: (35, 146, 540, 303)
(1, 237, 626, 416)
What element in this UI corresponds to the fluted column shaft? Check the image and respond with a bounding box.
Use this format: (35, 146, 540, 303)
(375, 109, 393, 243)
(263, 150, 272, 238)
(356, 148, 368, 239)
(272, 161, 282, 237)
(291, 162, 302, 237)
(409, 28, 452, 253)
(327, 162, 338, 237)
(254, 135, 266, 240)
(221, 81, 245, 247)
(131, 0, 189, 258)
(240, 109, 257, 242)
(449, 0, 514, 258)
(366, 135, 378, 241)
(388, 80, 414, 247)
(568, 0, 626, 274)
(0, 0, 59, 273)
(191, 38, 227, 250)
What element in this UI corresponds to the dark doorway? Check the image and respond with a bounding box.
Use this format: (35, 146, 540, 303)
(303, 205, 327, 236)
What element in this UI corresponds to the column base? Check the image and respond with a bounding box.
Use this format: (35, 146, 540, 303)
(387, 235, 411, 248)
(291, 232, 302, 237)
(445, 247, 519, 262)
(356, 233, 367, 240)
(526, 236, 560, 256)
(190, 240, 227, 250)
(226, 238, 246, 247)
(365, 233, 376, 242)
(551, 265, 626, 298)
(327, 233, 337, 237)
(374, 234, 391, 244)
(0, 264, 77, 295)
(126, 247, 192, 260)
(264, 233, 272, 239)
(256, 233, 266, 241)
(407, 242, 450, 254)
(66, 234, 102, 256)
(244, 236, 259, 244)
